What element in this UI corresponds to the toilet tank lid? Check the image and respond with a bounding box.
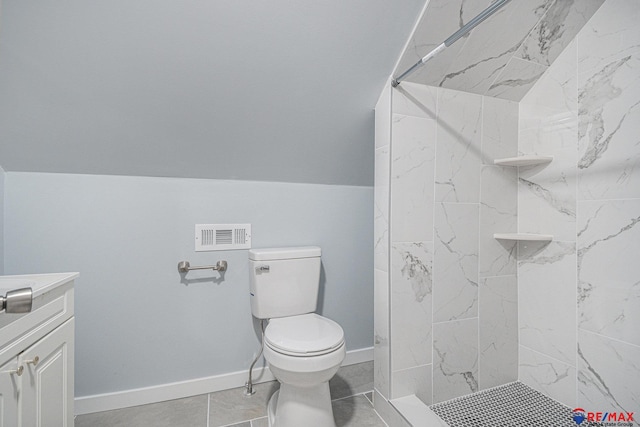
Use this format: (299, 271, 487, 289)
(249, 246, 321, 261)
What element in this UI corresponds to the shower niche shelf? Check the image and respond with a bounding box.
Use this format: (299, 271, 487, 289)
(494, 155, 553, 166)
(494, 233, 553, 242)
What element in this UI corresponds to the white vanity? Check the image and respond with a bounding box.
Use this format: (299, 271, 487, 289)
(0, 272, 77, 426)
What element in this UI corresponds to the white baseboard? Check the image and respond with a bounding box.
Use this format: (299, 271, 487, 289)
(75, 346, 373, 415)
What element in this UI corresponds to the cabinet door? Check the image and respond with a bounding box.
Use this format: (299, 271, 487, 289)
(20, 318, 74, 427)
(0, 357, 20, 427)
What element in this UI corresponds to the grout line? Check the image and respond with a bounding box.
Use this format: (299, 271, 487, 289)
(211, 389, 379, 427)
(330, 390, 375, 403)
(519, 343, 576, 368)
(430, 88, 439, 406)
(577, 327, 640, 349)
(364, 392, 374, 405)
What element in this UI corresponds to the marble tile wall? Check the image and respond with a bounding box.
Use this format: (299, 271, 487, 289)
(478, 275, 518, 390)
(477, 95, 519, 396)
(377, 1, 638, 423)
(395, 0, 604, 102)
(376, 81, 519, 412)
(389, 82, 437, 405)
(517, 0, 640, 416)
(374, 82, 391, 400)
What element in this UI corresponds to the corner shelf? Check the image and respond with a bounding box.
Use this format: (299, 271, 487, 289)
(494, 155, 553, 167)
(494, 233, 553, 242)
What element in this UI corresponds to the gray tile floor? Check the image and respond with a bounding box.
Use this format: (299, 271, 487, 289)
(75, 361, 387, 427)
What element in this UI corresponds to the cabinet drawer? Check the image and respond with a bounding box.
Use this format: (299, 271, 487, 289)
(0, 290, 72, 367)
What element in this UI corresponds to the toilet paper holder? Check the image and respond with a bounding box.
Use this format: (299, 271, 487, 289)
(177, 260, 228, 274)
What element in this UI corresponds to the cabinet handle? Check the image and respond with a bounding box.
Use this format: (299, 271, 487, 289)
(25, 356, 39, 366)
(8, 365, 24, 376)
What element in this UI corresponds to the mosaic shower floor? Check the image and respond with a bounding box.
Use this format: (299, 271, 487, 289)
(430, 382, 602, 427)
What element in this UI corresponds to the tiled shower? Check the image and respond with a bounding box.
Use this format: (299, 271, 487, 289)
(373, 0, 639, 424)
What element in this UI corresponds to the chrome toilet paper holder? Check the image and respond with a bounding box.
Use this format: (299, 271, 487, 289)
(177, 260, 228, 274)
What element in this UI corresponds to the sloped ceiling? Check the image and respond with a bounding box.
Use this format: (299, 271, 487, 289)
(395, 0, 604, 101)
(0, 0, 424, 186)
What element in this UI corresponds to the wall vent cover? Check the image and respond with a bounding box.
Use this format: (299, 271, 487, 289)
(195, 224, 251, 251)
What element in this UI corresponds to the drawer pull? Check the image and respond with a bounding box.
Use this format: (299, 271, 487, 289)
(8, 366, 24, 376)
(25, 356, 40, 366)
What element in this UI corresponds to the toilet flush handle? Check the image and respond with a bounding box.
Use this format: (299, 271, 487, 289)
(256, 265, 270, 273)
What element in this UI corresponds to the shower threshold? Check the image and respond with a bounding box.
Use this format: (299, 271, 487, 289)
(430, 381, 602, 427)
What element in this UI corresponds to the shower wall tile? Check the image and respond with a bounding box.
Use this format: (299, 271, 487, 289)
(375, 82, 391, 150)
(578, 329, 640, 417)
(400, 0, 494, 88)
(518, 147, 576, 242)
(439, 0, 552, 96)
(393, 0, 602, 102)
(390, 242, 433, 372)
(435, 89, 482, 203)
(433, 318, 479, 403)
(521, 39, 577, 113)
(373, 390, 412, 427)
(516, 0, 604, 67)
(391, 364, 433, 405)
(577, 53, 640, 201)
(485, 57, 548, 102)
(518, 110, 577, 155)
(577, 199, 640, 347)
(479, 165, 517, 278)
(519, 345, 576, 408)
(518, 241, 577, 365)
(374, 84, 391, 274)
(392, 83, 437, 119)
(374, 268, 390, 398)
(374, 146, 389, 272)
(478, 275, 518, 391)
(577, 0, 640, 76)
(481, 96, 518, 164)
(518, 104, 576, 140)
(391, 114, 436, 243)
(433, 202, 479, 322)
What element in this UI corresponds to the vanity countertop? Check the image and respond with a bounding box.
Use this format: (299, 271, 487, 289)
(0, 272, 77, 348)
(0, 272, 78, 299)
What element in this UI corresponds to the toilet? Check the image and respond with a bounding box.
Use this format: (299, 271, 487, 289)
(249, 246, 346, 427)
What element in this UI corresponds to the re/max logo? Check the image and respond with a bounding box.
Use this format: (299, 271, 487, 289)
(589, 412, 635, 422)
(573, 408, 635, 424)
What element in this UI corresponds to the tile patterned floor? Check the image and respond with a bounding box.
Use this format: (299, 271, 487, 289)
(75, 362, 386, 427)
(430, 381, 603, 427)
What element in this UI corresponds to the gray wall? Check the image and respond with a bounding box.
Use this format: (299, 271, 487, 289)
(0, 165, 4, 274)
(4, 172, 374, 397)
(0, 0, 425, 186)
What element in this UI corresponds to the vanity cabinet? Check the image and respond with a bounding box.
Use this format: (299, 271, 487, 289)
(0, 273, 76, 427)
(0, 356, 20, 426)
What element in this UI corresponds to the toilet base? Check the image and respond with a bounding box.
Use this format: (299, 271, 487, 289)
(267, 382, 336, 427)
(267, 390, 278, 426)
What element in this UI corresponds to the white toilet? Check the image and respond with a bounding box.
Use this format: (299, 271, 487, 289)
(249, 246, 346, 427)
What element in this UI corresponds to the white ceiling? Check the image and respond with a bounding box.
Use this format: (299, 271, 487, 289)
(0, 0, 425, 186)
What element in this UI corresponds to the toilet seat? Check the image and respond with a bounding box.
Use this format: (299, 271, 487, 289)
(265, 313, 344, 357)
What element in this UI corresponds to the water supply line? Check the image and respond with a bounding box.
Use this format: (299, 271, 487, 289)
(245, 319, 265, 396)
(392, 0, 512, 87)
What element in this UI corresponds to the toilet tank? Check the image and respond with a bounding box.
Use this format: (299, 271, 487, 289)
(249, 246, 321, 319)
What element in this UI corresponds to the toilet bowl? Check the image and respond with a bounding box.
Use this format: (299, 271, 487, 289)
(248, 247, 346, 427)
(263, 313, 345, 427)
